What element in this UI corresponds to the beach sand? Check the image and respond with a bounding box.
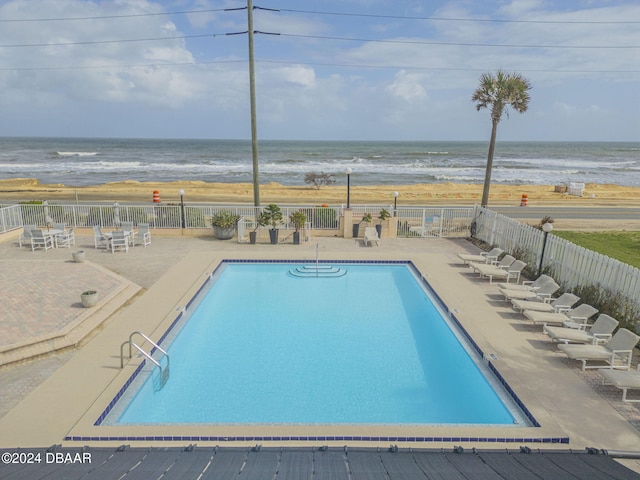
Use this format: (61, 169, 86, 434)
(2, 178, 640, 207)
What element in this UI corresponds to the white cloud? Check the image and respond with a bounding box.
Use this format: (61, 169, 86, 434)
(386, 70, 428, 101)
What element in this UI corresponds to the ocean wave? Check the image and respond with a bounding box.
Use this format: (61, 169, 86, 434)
(56, 151, 98, 157)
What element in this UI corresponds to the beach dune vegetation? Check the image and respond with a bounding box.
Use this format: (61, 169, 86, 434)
(472, 70, 532, 207)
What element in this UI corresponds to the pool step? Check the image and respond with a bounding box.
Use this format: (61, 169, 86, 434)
(288, 265, 347, 278)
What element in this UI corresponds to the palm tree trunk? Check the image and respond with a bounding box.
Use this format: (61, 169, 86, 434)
(481, 120, 499, 207)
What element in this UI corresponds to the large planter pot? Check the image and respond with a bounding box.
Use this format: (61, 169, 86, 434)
(352, 223, 360, 238)
(269, 229, 279, 245)
(72, 250, 85, 263)
(293, 231, 300, 245)
(249, 231, 257, 244)
(375, 224, 382, 237)
(213, 225, 235, 240)
(81, 290, 98, 308)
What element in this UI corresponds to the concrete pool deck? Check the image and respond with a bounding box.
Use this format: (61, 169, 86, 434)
(1, 230, 639, 454)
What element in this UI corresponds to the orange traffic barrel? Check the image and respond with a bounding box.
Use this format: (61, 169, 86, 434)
(520, 194, 528, 207)
(153, 190, 160, 203)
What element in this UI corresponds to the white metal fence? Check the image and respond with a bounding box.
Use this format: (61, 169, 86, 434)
(1, 203, 476, 238)
(471, 205, 640, 307)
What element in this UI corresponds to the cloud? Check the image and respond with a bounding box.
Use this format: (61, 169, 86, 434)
(386, 70, 428, 101)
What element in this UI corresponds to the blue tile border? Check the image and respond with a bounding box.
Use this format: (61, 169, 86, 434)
(93, 259, 542, 436)
(65, 434, 570, 444)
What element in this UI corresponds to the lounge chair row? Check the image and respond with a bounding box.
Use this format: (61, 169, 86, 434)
(462, 246, 640, 402)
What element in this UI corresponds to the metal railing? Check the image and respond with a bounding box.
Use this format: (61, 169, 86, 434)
(120, 331, 170, 390)
(1, 202, 475, 238)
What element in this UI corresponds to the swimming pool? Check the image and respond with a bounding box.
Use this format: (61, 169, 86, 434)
(105, 261, 532, 427)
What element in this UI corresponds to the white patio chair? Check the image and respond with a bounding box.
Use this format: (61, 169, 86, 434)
(93, 225, 109, 249)
(55, 227, 75, 248)
(30, 229, 54, 251)
(136, 223, 151, 247)
(121, 221, 136, 245)
(18, 224, 36, 248)
(110, 230, 129, 253)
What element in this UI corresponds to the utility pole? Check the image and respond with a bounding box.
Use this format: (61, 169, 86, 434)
(247, 0, 260, 206)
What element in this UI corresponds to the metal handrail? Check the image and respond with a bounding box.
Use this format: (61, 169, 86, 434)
(120, 331, 169, 368)
(120, 331, 170, 388)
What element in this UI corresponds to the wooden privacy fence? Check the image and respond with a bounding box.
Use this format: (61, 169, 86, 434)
(472, 206, 640, 308)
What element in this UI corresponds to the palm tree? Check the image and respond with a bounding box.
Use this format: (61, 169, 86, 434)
(472, 70, 532, 207)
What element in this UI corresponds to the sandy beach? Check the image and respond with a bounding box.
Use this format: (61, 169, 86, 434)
(2, 178, 640, 207)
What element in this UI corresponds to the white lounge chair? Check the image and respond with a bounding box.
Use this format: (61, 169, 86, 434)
(599, 365, 640, 402)
(499, 280, 559, 302)
(496, 274, 555, 292)
(511, 292, 580, 314)
(523, 303, 598, 327)
(30, 229, 54, 251)
(110, 230, 129, 253)
(136, 223, 151, 247)
(558, 328, 640, 371)
(474, 259, 526, 284)
(544, 314, 619, 344)
(363, 227, 380, 246)
(470, 254, 514, 273)
(457, 247, 503, 265)
(94, 225, 109, 249)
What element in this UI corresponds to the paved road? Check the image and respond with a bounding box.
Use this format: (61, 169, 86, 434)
(492, 206, 640, 220)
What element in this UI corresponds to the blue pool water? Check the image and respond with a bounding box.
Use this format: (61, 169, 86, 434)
(113, 262, 529, 426)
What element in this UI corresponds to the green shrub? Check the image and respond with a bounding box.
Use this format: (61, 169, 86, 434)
(571, 284, 640, 333)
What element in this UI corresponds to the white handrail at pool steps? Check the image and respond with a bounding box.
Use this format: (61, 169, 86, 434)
(120, 331, 170, 388)
(289, 265, 347, 277)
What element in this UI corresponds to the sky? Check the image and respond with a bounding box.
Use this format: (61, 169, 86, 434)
(0, 0, 637, 142)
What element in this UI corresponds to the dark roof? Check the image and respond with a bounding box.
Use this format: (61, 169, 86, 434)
(1, 445, 639, 480)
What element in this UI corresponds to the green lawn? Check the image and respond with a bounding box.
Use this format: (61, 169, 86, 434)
(554, 231, 640, 269)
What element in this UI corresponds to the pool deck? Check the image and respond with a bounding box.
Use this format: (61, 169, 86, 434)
(1, 229, 640, 455)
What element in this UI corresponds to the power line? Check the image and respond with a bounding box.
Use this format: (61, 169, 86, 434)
(256, 59, 640, 74)
(277, 7, 640, 25)
(1, 56, 637, 75)
(0, 7, 234, 23)
(273, 32, 639, 49)
(0, 60, 247, 72)
(0, 32, 239, 48)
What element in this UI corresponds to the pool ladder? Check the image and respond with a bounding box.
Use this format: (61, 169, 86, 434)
(120, 331, 170, 389)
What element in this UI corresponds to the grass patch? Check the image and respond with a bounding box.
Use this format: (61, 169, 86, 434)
(554, 230, 640, 269)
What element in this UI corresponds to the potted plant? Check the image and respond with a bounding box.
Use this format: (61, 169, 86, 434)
(289, 210, 307, 245)
(81, 290, 98, 308)
(249, 212, 268, 244)
(376, 208, 391, 237)
(210, 210, 240, 240)
(262, 204, 283, 245)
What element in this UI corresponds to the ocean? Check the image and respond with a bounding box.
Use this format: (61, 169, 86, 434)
(1, 137, 639, 188)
